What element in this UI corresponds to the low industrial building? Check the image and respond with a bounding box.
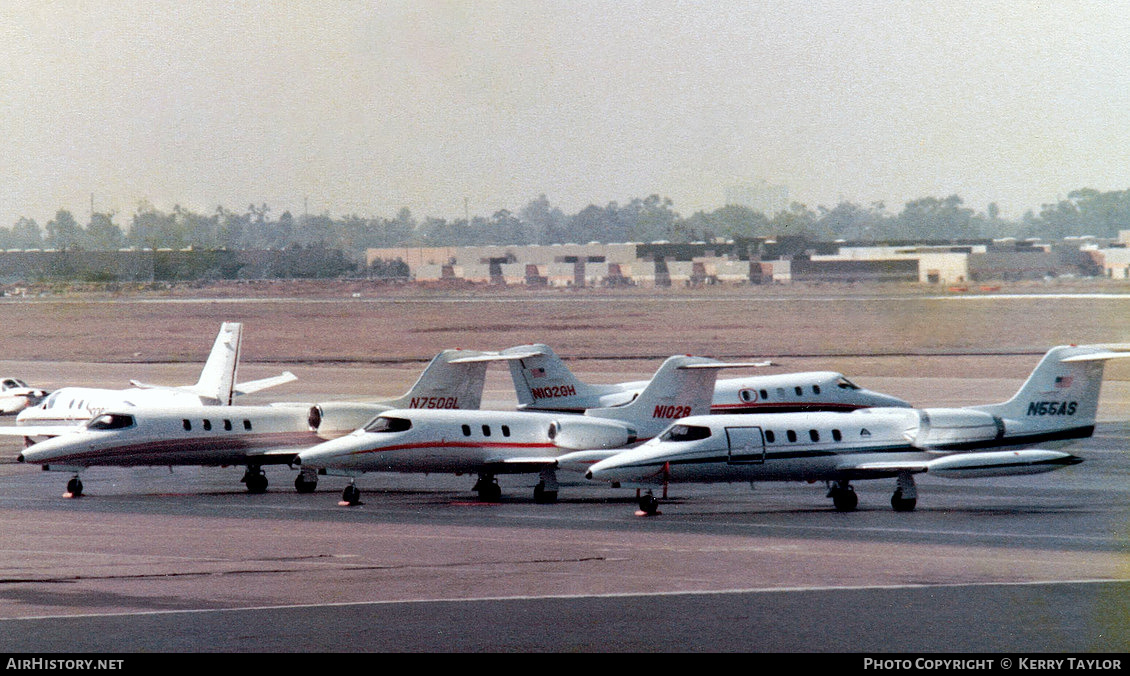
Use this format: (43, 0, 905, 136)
(367, 237, 1114, 287)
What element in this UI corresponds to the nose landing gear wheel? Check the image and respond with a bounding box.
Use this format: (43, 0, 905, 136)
(341, 483, 361, 506)
(66, 476, 83, 498)
(637, 492, 660, 516)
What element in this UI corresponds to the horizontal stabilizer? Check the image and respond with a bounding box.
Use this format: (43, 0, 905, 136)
(677, 361, 775, 369)
(446, 350, 547, 363)
(1060, 349, 1130, 363)
(233, 371, 298, 395)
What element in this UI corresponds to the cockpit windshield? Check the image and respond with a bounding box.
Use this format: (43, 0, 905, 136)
(836, 377, 861, 390)
(363, 416, 412, 433)
(86, 413, 135, 431)
(659, 424, 712, 442)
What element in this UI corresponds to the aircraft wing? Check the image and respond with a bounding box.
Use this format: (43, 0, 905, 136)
(233, 371, 298, 395)
(0, 424, 84, 439)
(242, 446, 310, 464)
(554, 449, 624, 472)
(842, 449, 1083, 479)
(481, 456, 561, 474)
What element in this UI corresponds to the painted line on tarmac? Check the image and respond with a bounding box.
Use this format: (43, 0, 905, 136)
(2, 577, 1128, 622)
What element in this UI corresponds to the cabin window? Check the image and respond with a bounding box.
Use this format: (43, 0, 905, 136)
(203, 420, 212, 431)
(461, 424, 471, 436)
(363, 416, 412, 433)
(223, 419, 232, 431)
(812, 385, 821, 395)
(183, 419, 192, 431)
(243, 420, 252, 430)
(809, 429, 820, 442)
(795, 386, 803, 396)
(739, 389, 756, 403)
(786, 430, 797, 442)
(501, 425, 511, 437)
(659, 424, 712, 442)
(832, 429, 842, 442)
(760, 389, 768, 400)
(765, 430, 776, 443)
(482, 425, 491, 437)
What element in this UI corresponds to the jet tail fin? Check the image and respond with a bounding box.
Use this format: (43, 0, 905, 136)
(972, 344, 1130, 431)
(178, 322, 243, 405)
(501, 343, 631, 411)
(381, 349, 495, 410)
(586, 356, 764, 439)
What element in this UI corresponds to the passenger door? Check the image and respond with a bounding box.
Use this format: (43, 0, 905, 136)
(726, 426, 765, 464)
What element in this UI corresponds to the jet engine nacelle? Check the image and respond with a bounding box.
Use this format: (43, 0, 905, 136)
(307, 402, 391, 438)
(913, 408, 1004, 448)
(547, 418, 637, 451)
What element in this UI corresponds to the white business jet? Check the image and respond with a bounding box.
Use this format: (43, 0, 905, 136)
(13, 322, 295, 432)
(295, 354, 763, 506)
(584, 344, 1129, 515)
(15, 349, 497, 497)
(499, 343, 910, 413)
(0, 378, 47, 414)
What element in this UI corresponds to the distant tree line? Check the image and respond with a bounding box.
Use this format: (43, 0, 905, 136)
(3, 188, 1128, 266)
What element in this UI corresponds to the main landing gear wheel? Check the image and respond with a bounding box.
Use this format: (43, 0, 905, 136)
(638, 492, 660, 516)
(891, 490, 917, 512)
(473, 475, 502, 503)
(242, 468, 268, 494)
(66, 476, 83, 498)
(533, 480, 557, 504)
(828, 482, 858, 512)
(341, 483, 361, 506)
(294, 471, 318, 494)
(891, 472, 918, 512)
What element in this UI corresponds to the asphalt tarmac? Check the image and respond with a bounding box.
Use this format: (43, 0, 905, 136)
(0, 361, 1128, 654)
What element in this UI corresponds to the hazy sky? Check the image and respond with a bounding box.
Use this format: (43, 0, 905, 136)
(2, 1, 1128, 228)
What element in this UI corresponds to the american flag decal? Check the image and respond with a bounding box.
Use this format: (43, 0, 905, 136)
(1055, 375, 1073, 388)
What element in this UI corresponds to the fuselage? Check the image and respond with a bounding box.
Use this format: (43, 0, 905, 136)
(522, 371, 909, 413)
(296, 409, 578, 476)
(0, 378, 46, 415)
(587, 410, 923, 484)
(585, 404, 1093, 486)
(16, 387, 208, 426)
(17, 405, 327, 469)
